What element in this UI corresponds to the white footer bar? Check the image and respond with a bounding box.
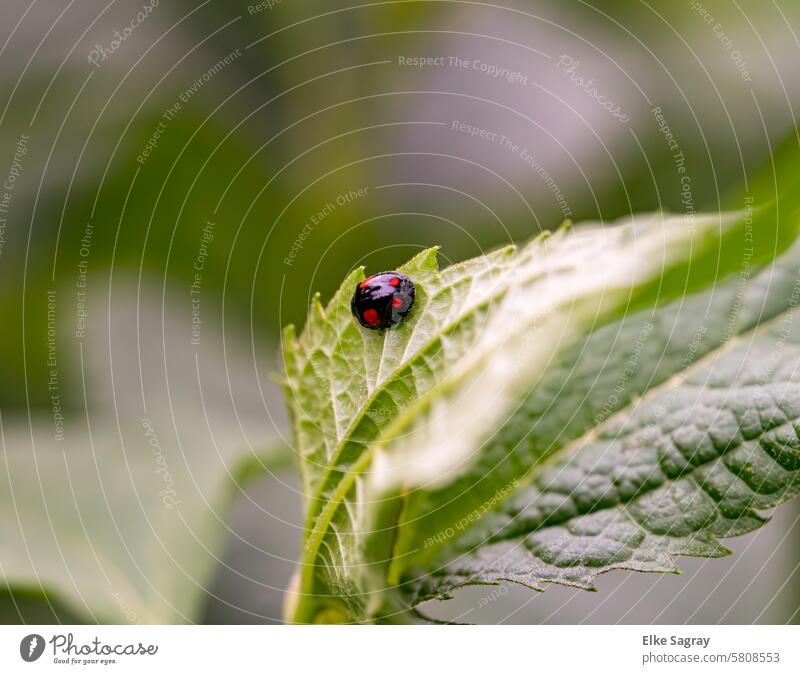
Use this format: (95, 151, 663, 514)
(2, 624, 797, 673)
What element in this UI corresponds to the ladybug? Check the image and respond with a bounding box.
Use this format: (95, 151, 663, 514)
(351, 271, 415, 330)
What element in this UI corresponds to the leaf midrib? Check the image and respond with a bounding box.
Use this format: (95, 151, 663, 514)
(301, 245, 532, 526)
(444, 311, 790, 565)
(298, 227, 713, 600)
(296, 228, 677, 605)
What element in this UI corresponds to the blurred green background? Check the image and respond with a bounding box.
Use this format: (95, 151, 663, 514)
(1, 0, 800, 624)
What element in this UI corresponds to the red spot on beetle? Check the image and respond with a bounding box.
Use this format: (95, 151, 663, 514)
(362, 308, 379, 326)
(351, 270, 415, 330)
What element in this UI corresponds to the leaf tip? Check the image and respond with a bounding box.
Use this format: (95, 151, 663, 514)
(282, 323, 297, 343)
(400, 246, 440, 276)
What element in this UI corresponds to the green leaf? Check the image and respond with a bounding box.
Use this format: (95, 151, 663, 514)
(0, 286, 292, 624)
(411, 307, 800, 605)
(0, 418, 289, 624)
(0, 588, 82, 624)
(283, 203, 800, 623)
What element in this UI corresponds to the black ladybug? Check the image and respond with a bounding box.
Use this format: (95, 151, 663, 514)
(351, 271, 415, 330)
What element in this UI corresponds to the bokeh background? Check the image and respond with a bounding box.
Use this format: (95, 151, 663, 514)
(1, 0, 800, 624)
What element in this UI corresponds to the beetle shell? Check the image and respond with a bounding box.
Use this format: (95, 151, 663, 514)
(351, 271, 415, 330)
